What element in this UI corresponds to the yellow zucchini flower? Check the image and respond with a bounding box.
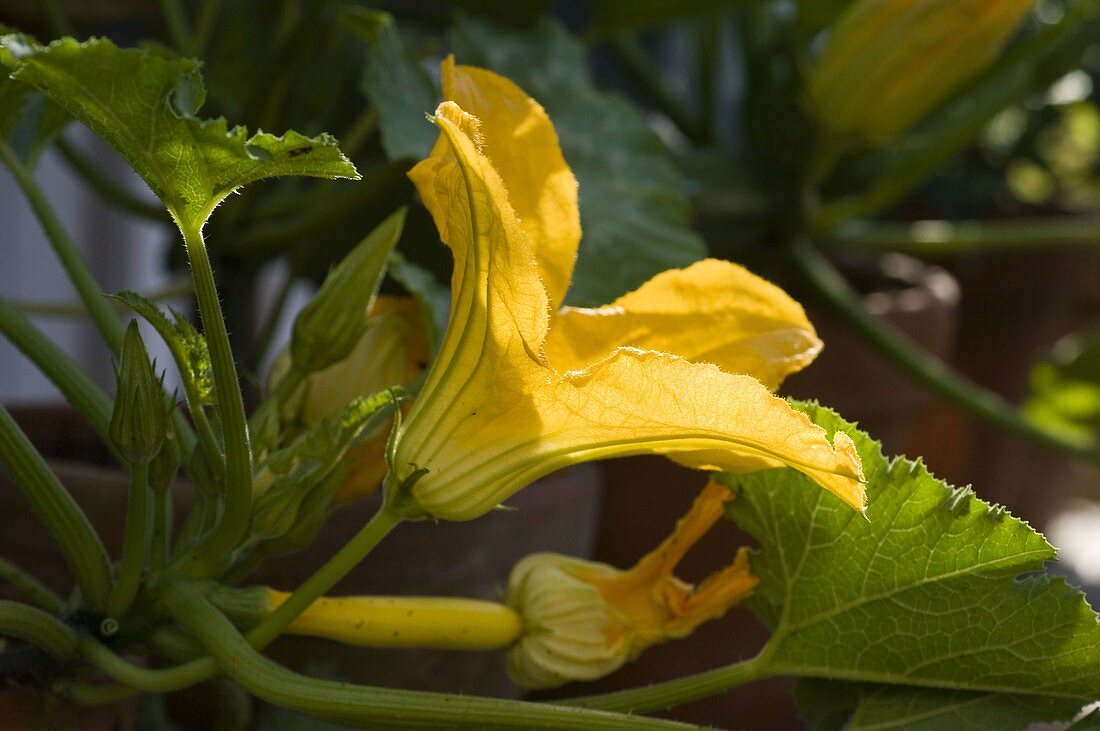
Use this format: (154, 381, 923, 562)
(507, 481, 757, 688)
(388, 58, 864, 521)
(809, 0, 1038, 145)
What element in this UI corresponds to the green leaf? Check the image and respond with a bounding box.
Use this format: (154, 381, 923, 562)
(0, 35, 359, 229)
(796, 680, 1082, 731)
(0, 31, 69, 168)
(1024, 325, 1100, 447)
(450, 15, 706, 307)
(721, 402, 1100, 727)
(113, 290, 215, 407)
(346, 9, 438, 162)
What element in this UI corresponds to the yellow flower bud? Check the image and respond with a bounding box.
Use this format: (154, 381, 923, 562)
(808, 0, 1037, 145)
(506, 482, 759, 688)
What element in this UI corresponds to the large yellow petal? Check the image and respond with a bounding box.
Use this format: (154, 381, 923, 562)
(441, 58, 581, 311)
(404, 347, 864, 520)
(545, 258, 823, 389)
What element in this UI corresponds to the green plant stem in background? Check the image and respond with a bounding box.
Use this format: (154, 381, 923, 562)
(608, 35, 707, 145)
(151, 484, 171, 571)
(34, 0, 74, 37)
(163, 582, 699, 730)
(55, 138, 168, 223)
(792, 241, 1100, 465)
(106, 463, 150, 618)
(179, 223, 253, 576)
(0, 143, 124, 353)
(828, 217, 1100, 255)
(78, 636, 216, 693)
(0, 556, 64, 613)
(566, 650, 772, 714)
(156, 0, 191, 53)
(0, 404, 112, 612)
(0, 297, 116, 455)
(0, 599, 76, 659)
(190, 0, 223, 58)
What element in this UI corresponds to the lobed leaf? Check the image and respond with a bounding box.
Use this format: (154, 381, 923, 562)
(450, 15, 706, 307)
(721, 402, 1100, 727)
(0, 34, 359, 229)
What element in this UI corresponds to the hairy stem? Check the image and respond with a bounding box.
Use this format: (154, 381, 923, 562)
(107, 463, 150, 618)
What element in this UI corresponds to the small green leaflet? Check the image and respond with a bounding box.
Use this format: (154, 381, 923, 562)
(0, 34, 359, 229)
(113, 291, 215, 407)
(720, 402, 1100, 728)
(345, 9, 438, 162)
(450, 16, 706, 307)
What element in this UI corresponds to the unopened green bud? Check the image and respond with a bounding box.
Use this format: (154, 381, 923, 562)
(148, 419, 182, 493)
(291, 208, 406, 374)
(110, 321, 169, 465)
(808, 0, 1038, 145)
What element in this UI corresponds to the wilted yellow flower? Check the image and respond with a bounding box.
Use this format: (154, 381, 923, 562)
(809, 0, 1038, 145)
(271, 296, 428, 502)
(506, 481, 757, 688)
(387, 59, 864, 521)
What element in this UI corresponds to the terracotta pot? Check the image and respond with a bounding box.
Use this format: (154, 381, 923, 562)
(0, 405, 603, 724)
(548, 254, 961, 730)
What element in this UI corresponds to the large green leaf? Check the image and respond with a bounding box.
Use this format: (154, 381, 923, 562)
(346, 9, 438, 162)
(0, 35, 359, 230)
(450, 16, 706, 307)
(721, 402, 1100, 728)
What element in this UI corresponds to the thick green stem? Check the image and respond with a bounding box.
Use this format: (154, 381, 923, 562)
(55, 138, 168, 223)
(247, 504, 401, 648)
(827, 217, 1100, 255)
(0, 404, 112, 612)
(163, 583, 699, 730)
(107, 463, 150, 618)
(792, 241, 1100, 464)
(0, 297, 116, 457)
(78, 636, 216, 693)
(152, 483, 171, 571)
(0, 556, 64, 613)
(564, 652, 771, 714)
(0, 143, 124, 354)
(179, 224, 253, 576)
(608, 36, 706, 145)
(0, 599, 76, 659)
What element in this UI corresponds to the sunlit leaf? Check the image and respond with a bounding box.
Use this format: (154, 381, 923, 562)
(723, 402, 1100, 727)
(0, 34, 359, 229)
